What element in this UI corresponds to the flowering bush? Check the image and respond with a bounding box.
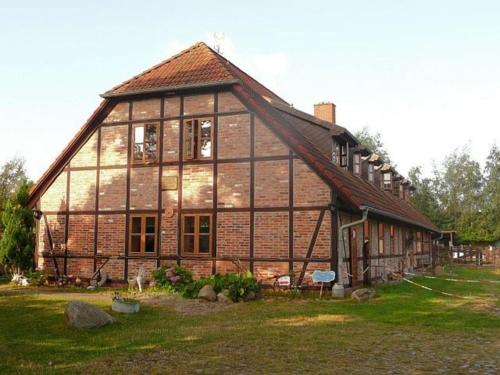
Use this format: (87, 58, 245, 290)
(152, 265, 194, 297)
(152, 265, 261, 301)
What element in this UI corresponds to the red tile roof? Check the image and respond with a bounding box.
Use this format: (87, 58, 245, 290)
(103, 42, 287, 104)
(29, 41, 438, 232)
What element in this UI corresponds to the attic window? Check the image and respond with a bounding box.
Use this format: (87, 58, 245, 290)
(332, 142, 340, 165)
(368, 164, 374, 183)
(353, 153, 361, 175)
(340, 144, 348, 168)
(383, 173, 392, 190)
(133, 124, 158, 163)
(184, 118, 213, 160)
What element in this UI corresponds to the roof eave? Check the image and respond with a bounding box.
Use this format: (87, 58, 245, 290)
(101, 79, 241, 98)
(360, 205, 439, 232)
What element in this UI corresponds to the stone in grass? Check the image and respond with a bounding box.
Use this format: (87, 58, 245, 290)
(433, 265, 445, 276)
(198, 284, 217, 302)
(217, 290, 232, 303)
(351, 288, 375, 303)
(243, 291, 257, 302)
(65, 301, 115, 329)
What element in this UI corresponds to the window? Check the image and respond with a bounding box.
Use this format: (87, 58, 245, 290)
(383, 172, 392, 190)
(363, 220, 370, 240)
(390, 225, 395, 254)
(353, 153, 361, 175)
(184, 118, 213, 159)
(182, 214, 212, 255)
(368, 164, 374, 183)
(340, 144, 348, 168)
(129, 215, 157, 254)
(133, 124, 158, 163)
(416, 231, 422, 253)
(332, 141, 340, 165)
(378, 223, 384, 255)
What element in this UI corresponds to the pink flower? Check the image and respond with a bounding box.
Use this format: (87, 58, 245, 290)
(170, 275, 181, 283)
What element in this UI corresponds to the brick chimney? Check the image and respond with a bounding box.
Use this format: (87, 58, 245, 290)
(314, 102, 336, 124)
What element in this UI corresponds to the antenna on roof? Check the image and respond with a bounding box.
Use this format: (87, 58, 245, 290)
(213, 32, 225, 54)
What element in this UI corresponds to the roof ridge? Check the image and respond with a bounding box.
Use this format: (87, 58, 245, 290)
(104, 42, 212, 95)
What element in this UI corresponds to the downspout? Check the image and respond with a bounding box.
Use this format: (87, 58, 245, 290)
(332, 207, 369, 298)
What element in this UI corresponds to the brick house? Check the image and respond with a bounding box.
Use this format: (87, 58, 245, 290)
(28, 42, 438, 286)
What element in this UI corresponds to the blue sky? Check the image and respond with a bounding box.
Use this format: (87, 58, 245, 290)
(1, 0, 499, 180)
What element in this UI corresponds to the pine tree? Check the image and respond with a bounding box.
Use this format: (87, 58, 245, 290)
(0, 180, 35, 275)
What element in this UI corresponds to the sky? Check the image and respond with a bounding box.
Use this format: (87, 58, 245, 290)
(1, 0, 499, 181)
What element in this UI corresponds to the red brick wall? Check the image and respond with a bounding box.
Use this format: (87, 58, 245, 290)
(70, 132, 97, 168)
(69, 170, 96, 211)
(217, 162, 250, 208)
(34, 91, 340, 283)
(97, 214, 125, 257)
(217, 114, 250, 159)
(132, 98, 161, 120)
(38, 215, 66, 253)
(97, 258, 124, 281)
(254, 212, 288, 258)
(215, 260, 250, 274)
(182, 164, 213, 209)
(253, 261, 288, 282)
(254, 160, 289, 207)
(180, 259, 212, 279)
(217, 212, 250, 258)
(128, 259, 158, 281)
(67, 215, 94, 256)
(184, 94, 214, 115)
(40, 172, 67, 212)
(130, 167, 159, 210)
(160, 213, 177, 256)
(162, 166, 179, 208)
(98, 168, 127, 211)
(104, 102, 129, 123)
(254, 117, 289, 157)
(165, 96, 181, 117)
(218, 91, 245, 113)
(163, 120, 179, 162)
(100, 125, 128, 166)
(67, 258, 94, 278)
(293, 159, 331, 206)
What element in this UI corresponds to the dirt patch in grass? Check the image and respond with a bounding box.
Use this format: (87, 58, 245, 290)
(139, 294, 237, 315)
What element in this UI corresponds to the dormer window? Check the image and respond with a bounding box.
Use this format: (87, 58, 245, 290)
(353, 153, 361, 175)
(383, 172, 392, 190)
(368, 164, 374, 183)
(332, 141, 340, 165)
(340, 144, 348, 168)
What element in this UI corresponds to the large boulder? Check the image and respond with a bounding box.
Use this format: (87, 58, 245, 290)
(351, 288, 375, 303)
(198, 285, 217, 302)
(65, 301, 115, 329)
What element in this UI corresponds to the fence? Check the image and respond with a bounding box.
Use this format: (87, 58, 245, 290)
(432, 244, 500, 267)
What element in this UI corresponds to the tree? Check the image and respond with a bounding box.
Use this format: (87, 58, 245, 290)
(0, 180, 35, 275)
(354, 126, 392, 163)
(0, 157, 28, 213)
(408, 166, 444, 228)
(481, 144, 500, 242)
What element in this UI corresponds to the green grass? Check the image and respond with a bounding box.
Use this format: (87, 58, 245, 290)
(0, 265, 498, 374)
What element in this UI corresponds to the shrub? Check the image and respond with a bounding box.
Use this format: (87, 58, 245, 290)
(152, 264, 194, 297)
(152, 265, 261, 302)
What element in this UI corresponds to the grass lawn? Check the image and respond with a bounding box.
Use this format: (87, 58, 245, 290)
(0, 265, 498, 374)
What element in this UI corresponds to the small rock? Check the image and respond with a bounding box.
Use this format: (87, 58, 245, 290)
(217, 291, 231, 303)
(243, 291, 257, 302)
(351, 288, 375, 303)
(198, 285, 217, 302)
(65, 301, 115, 329)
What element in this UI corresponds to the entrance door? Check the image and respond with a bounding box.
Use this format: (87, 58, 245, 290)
(350, 228, 359, 285)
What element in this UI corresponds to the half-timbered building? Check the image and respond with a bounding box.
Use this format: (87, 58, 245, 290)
(28, 42, 438, 287)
